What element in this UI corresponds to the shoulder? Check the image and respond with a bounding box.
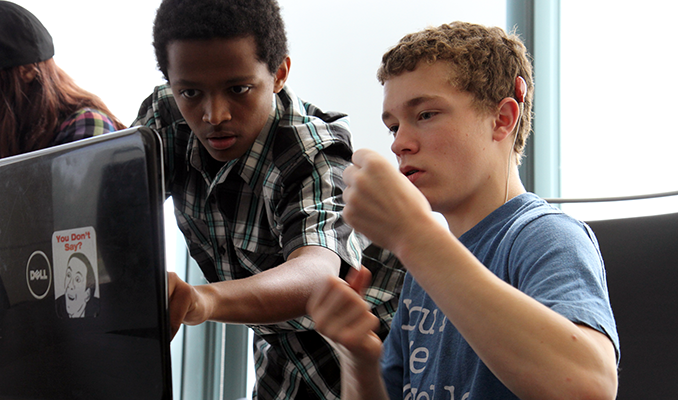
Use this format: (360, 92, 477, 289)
(132, 83, 191, 166)
(272, 86, 353, 167)
(481, 194, 588, 241)
(497, 196, 605, 289)
(52, 108, 117, 146)
(60, 107, 116, 132)
(55, 295, 67, 318)
(466, 194, 572, 250)
(132, 83, 185, 130)
(85, 296, 100, 317)
(468, 194, 603, 278)
(511, 200, 596, 250)
(492, 195, 598, 261)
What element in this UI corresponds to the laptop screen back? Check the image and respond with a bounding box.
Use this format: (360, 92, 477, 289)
(0, 127, 172, 399)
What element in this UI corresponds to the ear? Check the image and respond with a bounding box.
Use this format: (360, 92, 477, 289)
(85, 288, 91, 303)
(492, 97, 520, 142)
(18, 64, 39, 84)
(273, 56, 291, 93)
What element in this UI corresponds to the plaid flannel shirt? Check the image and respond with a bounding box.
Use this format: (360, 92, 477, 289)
(133, 84, 404, 400)
(51, 107, 117, 146)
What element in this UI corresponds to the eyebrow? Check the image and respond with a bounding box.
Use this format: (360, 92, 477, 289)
(381, 95, 444, 121)
(171, 75, 257, 88)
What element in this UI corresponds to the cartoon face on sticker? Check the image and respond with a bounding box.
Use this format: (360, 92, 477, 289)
(52, 227, 99, 318)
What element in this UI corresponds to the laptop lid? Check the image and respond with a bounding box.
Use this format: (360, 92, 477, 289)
(0, 127, 172, 399)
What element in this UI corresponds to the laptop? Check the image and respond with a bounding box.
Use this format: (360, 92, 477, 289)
(0, 127, 172, 399)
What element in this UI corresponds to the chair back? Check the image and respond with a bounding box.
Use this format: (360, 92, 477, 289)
(587, 212, 678, 399)
(545, 192, 678, 400)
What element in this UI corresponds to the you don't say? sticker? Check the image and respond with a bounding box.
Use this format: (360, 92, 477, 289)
(52, 227, 99, 318)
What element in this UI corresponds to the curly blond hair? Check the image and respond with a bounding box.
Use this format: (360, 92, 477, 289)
(377, 21, 534, 164)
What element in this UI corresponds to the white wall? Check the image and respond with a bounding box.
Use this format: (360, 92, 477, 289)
(13, 0, 163, 125)
(280, 0, 505, 162)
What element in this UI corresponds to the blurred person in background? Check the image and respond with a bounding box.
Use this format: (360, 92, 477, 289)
(0, 1, 125, 158)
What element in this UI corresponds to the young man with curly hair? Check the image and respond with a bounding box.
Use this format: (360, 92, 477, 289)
(132, 0, 403, 399)
(308, 22, 619, 400)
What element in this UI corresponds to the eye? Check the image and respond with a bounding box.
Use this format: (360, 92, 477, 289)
(419, 111, 437, 121)
(387, 125, 399, 137)
(179, 89, 200, 99)
(230, 85, 251, 95)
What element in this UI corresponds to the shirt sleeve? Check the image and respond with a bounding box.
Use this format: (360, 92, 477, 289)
(271, 119, 365, 271)
(509, 213, 620, 361)
(51, 108, 116, 146)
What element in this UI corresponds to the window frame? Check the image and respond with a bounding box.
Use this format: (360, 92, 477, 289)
(507, 0, 561, 198)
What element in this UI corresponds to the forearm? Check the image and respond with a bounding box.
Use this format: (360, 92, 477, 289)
(193, 246, 342, 325)
(339, 352, 390, 400)
(307, 268, 391, 400)
(395, 219, 617, 400)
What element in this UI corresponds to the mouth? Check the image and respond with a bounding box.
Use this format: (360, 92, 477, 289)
(401, 167, 422, 183)
(401, 165, 421, 176)
(206, 134, 237, 150)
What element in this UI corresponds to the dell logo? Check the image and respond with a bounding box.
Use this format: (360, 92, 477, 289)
(26, 251, 52, 300)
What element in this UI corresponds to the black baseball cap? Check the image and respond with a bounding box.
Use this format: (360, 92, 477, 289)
(0, 1, 54, 69)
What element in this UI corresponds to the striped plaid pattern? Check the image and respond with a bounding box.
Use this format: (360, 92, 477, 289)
(253, 245, 403, 400)
(133, 84, 404, 399)
(51, 107, 117, 146)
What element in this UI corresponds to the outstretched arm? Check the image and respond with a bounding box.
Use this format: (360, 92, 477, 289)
(307, 267, 390, 400)
(166, 245, 341, 338)
(341, 149, 618, 400)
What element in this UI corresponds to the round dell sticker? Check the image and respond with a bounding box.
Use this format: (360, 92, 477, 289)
(26, 251, 52, 300)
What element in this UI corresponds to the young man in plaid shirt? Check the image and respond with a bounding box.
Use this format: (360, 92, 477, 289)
(132, 0, 403, 398)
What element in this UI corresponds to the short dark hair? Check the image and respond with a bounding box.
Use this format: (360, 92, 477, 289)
(153, 0, 288, 80)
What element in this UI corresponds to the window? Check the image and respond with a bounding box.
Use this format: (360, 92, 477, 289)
(559, 0, 678, 220)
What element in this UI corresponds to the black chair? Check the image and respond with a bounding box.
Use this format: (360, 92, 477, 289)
(546, 192, 678, 399)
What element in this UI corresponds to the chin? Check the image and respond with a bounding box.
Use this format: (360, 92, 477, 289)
(207, 150, 238, 163)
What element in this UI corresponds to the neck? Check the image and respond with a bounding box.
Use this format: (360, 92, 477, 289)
(442, 166, 526, 238)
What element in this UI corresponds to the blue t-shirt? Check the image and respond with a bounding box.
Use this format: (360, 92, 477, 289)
(381, 193, 620, 400)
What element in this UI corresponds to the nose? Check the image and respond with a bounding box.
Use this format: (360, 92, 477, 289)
(202, 94, 232, 125)
(390, 125, 419, 157)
